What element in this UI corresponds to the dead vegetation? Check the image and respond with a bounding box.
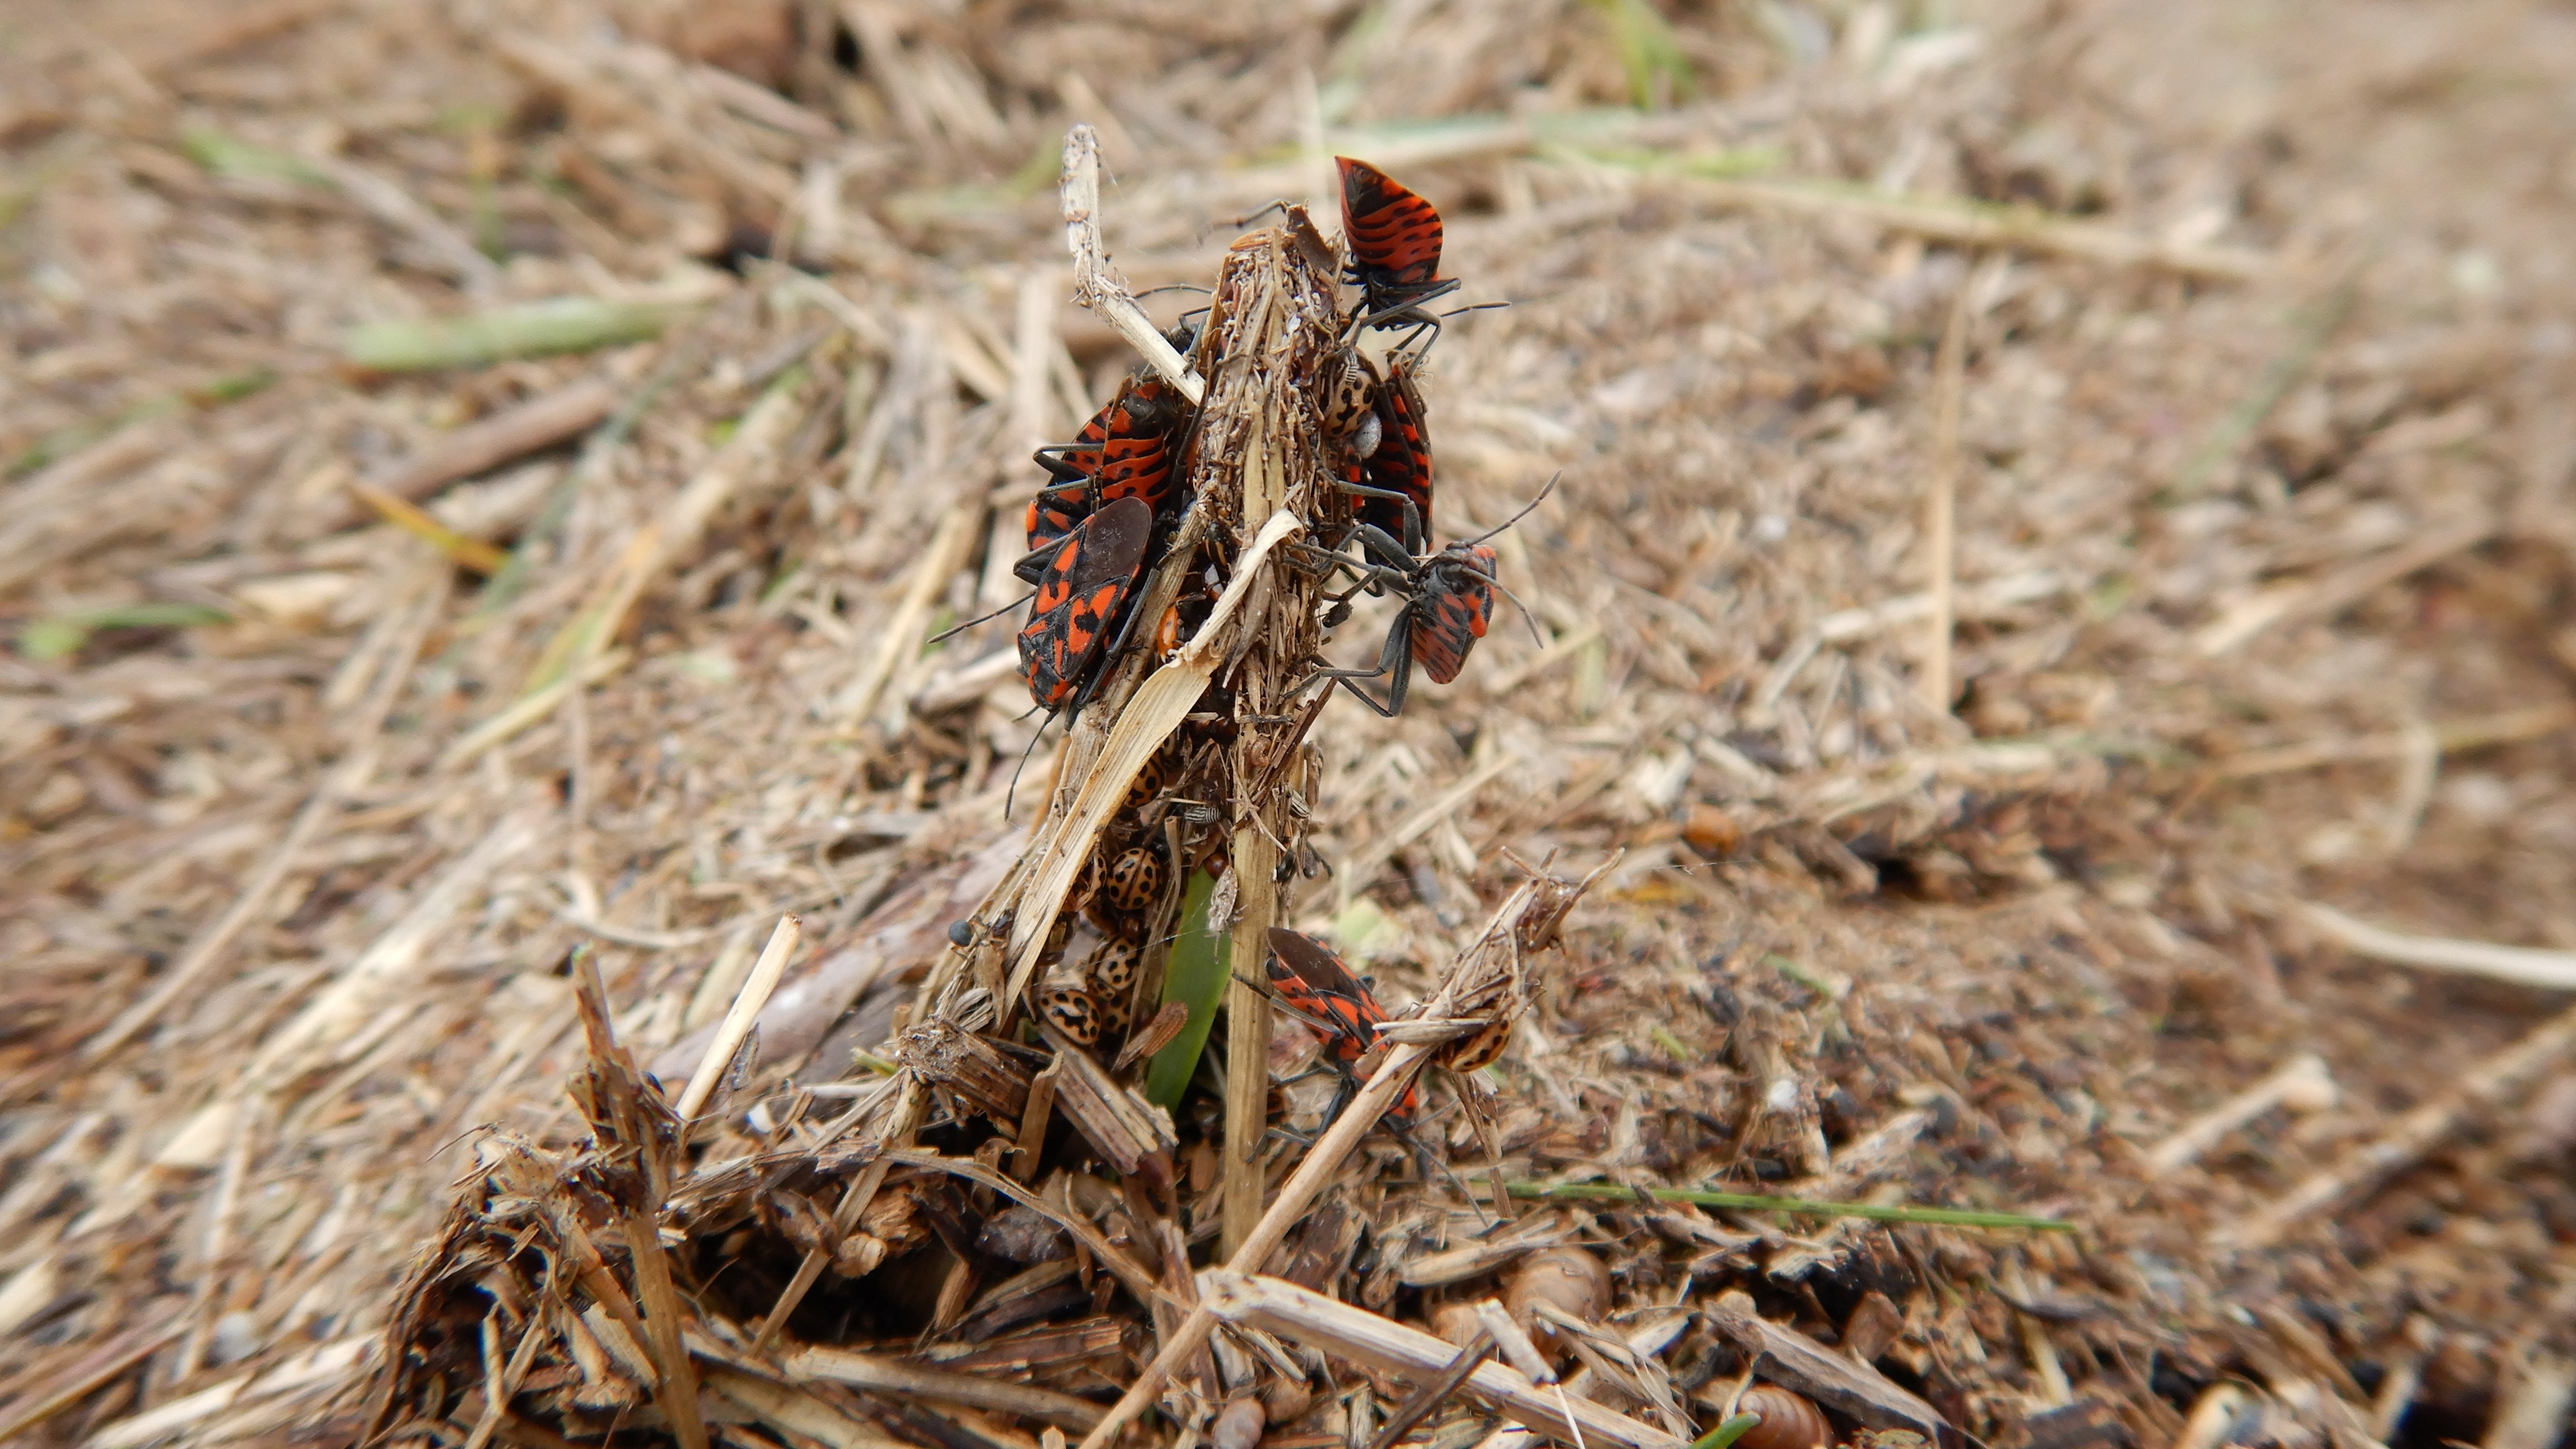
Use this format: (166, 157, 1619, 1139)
(10, 2, 2576, 1448)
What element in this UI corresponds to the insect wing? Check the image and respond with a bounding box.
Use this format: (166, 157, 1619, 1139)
(1336, 157, 1446, 290)
(1409, 543, 1495, 685)
(1265, 928, 1422, 1116)
(1265, 927, 1388, 1061)
(1016, 497, 1153, 709)
(1359, 359, 1433, 543)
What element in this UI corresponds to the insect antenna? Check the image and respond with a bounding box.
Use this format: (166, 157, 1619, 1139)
(927, 590, 1037, 645)
(1225, 199, 1294, 229)
(1132, 283, 1214, 299)
(1002, 711, 1060, 822)
(1464, 566, 1548, 648)
(1460, 471, 1560, 547)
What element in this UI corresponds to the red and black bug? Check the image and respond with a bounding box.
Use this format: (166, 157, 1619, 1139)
(1298, 480, 1552, 717)
(1336, 157, 1460, 334)
(1017, 496, 1154, 712)
(1265, 927, 1419, 1119)
(1357, 355, 1433, 551)
(1019, 376, 1187, 583)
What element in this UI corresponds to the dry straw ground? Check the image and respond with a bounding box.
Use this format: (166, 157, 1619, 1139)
(8, 1, 2576, 1447)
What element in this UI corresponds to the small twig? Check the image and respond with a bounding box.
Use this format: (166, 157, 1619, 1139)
(1505, 1180, 2072, 1230)
(2211, 703, 2576, 779)
(673, 915, 801, 1132)
(1368, 1332, 1495, 1449)
(1919, 268, 1969, 712)
(1222, 825, 1277, 1260)
(1660, 172, 2270, 281)
(2295, 902, 2576, 992)
(782, 1343, 1106, 1431)
(1060, 124, 1202, 404)
(2212, 1001, 2576, 1253)
(755, 1077, 923, 1351)
(830, 494, 985, 726)
(348, 482, 510, 572)
(366, 377, 618, 505)
(2143, 1053, 2337, 1174)
(2194, 515, 2495, 657)
(1200, 1273, 1684, 1449)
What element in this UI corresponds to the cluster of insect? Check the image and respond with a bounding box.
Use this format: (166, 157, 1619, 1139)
(1001, 158, 1530, 1072)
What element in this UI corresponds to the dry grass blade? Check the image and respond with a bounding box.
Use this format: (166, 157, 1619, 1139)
(1919, 269, 1969, 711)
(2213, 1002, 2576, 1253)
(2295, 902, 2576, 991)
(672, 913, 800, 1129)
(782, 1344, 1106, 1430)
(1201, 1272, 1684, 1449)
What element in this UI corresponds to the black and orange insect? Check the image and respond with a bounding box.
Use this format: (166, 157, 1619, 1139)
(1100, 844, 1167, 915)
(1336, 157, 1460, 335)
(1357, 354, 1432, 551)
(1265, 927, 1419, 1119)
(1040, 982, 1104, 1046)
(1019, 376, 1187, 583)
(1299, 480, 1552, 716)
(1301, 537, 1496, 716)
(1016, 496, 1154, 713)
(1083, 936, 1141, 994)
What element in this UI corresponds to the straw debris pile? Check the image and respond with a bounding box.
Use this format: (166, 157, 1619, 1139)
(8, 3, 2576, 1449)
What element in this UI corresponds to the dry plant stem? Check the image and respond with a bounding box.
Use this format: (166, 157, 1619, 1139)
(568, 951, 708, 1449)
(673, 914, 802, 1131)
(85, 572, 442, 1058)
(2214, 703, 2576, 778)
(0, 1323, 188, 1443)
(1704, 1291, 1948, 1441)
(367, 376, 618, 504)
(2144, 1053, 2334, 1173)
(2295, 903, 2576, 992)
(2213, 1001, 2576, 1253)
(755, 1077, 924, 1352)
(1920, 272, 1969, 711)
(1371, 1332, 1497, 1449)
(1665, 174, 2270, 280)
(1061, 124, 1203, 404)
(784, 1344, 1107, 1431)
(1200, 1273, 1684, 1449)
(703, 1365, 912, 1449)
(1221, 823, 1278, 1260)
(1076, 1039, 1439, 1449)
(2194, 515, 2496, 656)
(832, 496, 984, 726)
